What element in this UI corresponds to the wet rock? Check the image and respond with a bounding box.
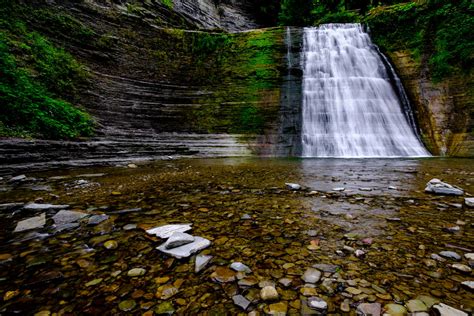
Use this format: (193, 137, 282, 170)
(87, 214, 109, 225)
(465, 253, 474, 260)
(302, 268, 322, 283)
(85, 278, 103, 287)
(431, 254, 447, 262)
(23, 203, 69, 210)
(308, 297, 328, 312)
(104, 240, 118, 250)
(312, 264, 339, 273)
(357, 303, 381, 316)
(333, 187, 345, 192)
(211, 267, 236, 283)
(431, 303, 468, 316)
(355, 249, 366, 257)
(267, 302, 288, 315)
(424, 179, 463, 196)
(307, 230, 318, 237)
(279, 278, 293, 287)
(109, 207, 141, 214)
(0, 203, 24, 211)
(451, 263, 472, 273)
(127, 268, 146, 277)
(195, 254, 212, 273)
(241, 214, 252, 220)
(383, 304, 407, 316)
(444, 225, 460, 233)
(8, 175, 26, 182)
(285, 183, 301, 190)
(465, 198, 474, 208)
(146, 224, 192, 238)
(232, 294, 250, 310)
(154, 301, 174, 315)
(76, 173, 106, 178)
(157, 236, 210, 259)
(238, 276, 258, 287)
(461, 281, 474, 291)
(405, 299, 427, 313)
(123, 224, 137, 230)
(260, 286, 279, 301)
(341, 299, 351, 312)
(156, 284, 179, 300)
(52, 210, 88, 225)
(439, 251, 461, 260)
(54, 222, 80, 233)
(14, 213, 46, 232)
(230, 262, 251, 273)
(417, 295, 439, 308)
(346, 287, 362, 295)
(118, 300, 136, 312)
(162, 232, 195, 249)
(359, 187, 372, 191)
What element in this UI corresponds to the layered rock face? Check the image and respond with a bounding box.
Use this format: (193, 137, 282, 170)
(388, 51, 473, 157)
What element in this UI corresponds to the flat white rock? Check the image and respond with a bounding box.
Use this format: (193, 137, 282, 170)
(230, 262, 252, 273)
(163, 232, 195, 249)
(285, 183, 301, 190)
(52, 210, 88, 225)
(157, 236, 210, 259)
(424, 179, 463, 196)
(432, 303, 467, 316)
(465, 197, 474, 208)
(146, 224, 192, 239)
(14, 213, 46, 232)
(23, 203, 69, 210)
(195, 254, 213, 273)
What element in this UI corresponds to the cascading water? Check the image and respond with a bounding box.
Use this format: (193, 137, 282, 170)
(301, 23, 430, 157)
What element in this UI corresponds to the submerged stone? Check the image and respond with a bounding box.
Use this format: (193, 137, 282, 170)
(147, 224, 192, 239)
(210, 267, 236, 283)
(118, 300, 136, 312)
(162, 232, 195, 249)
(23, 203, 69, 210)
(87, 214, 109, 225)
(195, 254, 212, 273)
(14, 213, 46, 232)
(383, 303, 407, 316)
(357, 303, 381, 316)
(154, 301, 175, 315)
(232, 295, 250, 310)
(127, 268, 146, 277)
(230, 262, 252, 273)
(260, 285, 279, 301)
(439, 251, 461, 260)
(285, 183, 301, 190)
(405, 299, 427, 313)
(431, 303, 467, 316)
(157, 236, 210, 259)
(52, 210, 88, 225)
(302, 268, 322, 283)
(465, 197, 474, 208)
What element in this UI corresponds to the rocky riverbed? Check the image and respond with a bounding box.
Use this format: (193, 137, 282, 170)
(0, 158, 472, 315)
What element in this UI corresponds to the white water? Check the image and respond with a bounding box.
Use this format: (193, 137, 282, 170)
(301, 24, 430, 157)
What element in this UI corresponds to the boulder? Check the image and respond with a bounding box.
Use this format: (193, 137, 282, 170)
(424, 179, 463, 196)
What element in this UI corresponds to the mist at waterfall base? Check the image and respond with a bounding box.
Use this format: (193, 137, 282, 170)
(300, 24, 430, 158)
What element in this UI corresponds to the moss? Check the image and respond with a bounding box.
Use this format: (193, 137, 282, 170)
(160, 0, 174, 9)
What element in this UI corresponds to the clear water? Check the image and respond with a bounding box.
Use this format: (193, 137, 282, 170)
(301, 24, 430, 157)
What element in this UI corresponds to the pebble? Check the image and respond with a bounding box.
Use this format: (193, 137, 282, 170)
(417, 295, 439, 308)
(279, 277, 292, 287)
(195, 254, 212, 273)
(104, 240, 118, 250)
(162, 232, 195, 249)
(431, 253, 447, 262)
(451, 263, 472, 273)
(307, 297, 327, 311)
(8, 175, 26, 182)
(23, 203, 69, 210)
(118, 300, 136, 312)
(333, 187, 345, 191)
(383, 303, 407, 316)
(123, 224, 137, 230)
(232, 295, 250, 310)
(312, 263, 339, 273)
(464, 197, 474, 208)
(14, 213, 46, 232)
(461, 281, 474, 291)
(439, 251, 461, 260)
(432, 303, 468, 316)
(85, 278, 103, 287)
(405, 299, 427, 312)
(260, 286, 279, 301)
(210, 267, 236, 283)
(285, 183, 301, 190)
(355, 249, 366, 257)
(346, 287, 362, 295)
(230, 262, 252, 273)
(154, 301, 174, 315)
(465, 253, 474, 260)
(267, 302, 288, 315)
(127, 268, 146, 277)
(302, 268, 322, 283)
(357, 303, 381, 316)
(340, 299, 350, 312)
(241, 214, 252, 220)
(87, 214, 109, 225)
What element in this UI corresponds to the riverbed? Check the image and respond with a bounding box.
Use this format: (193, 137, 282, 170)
(0, 158, 472, 315)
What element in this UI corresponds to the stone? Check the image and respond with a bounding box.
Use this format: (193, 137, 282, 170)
(87, 214, 109, 225)
(157, 236, 210, 259)
(52, 210, 88, 225)
(333, 187, 345, 191)
(302, 268, 322, 283)
(232, 295, 250, 310)
(424, 178, 463, 196)
(383, 304, 407, 316)
(109, 208, 141, 214)
(123, 224, 137, 230)
(461, 281, 474, 291)
(267, 302, 288, 315)
(357, 303, 381, 316)
(285, 183, 301, 190)
(241, 214, 252, 220)
(162, 232, 195, 249)
(195, 254, 212, 273)
(416, 295, 439, 308)
(230, 262, 252, 273)
(405, 300, 427, 313)
(8, 175, 26, 182)
(355, 249, 366, 257)
(0, 203, 24, 211)
(308, 297, 327, 311)
(146, 224, 192, 238)
(279, 278, 293, 287)
(118, 300, 136, 312)
(341, 299, 351, 312)
(451, 263, 472, 273)
(431, 254, 447, 262)
(23, 203, 69, 210)
(156, 284, 179, 300)
(154, 301, 174, 315)
(211, 267, 236, 283)
(85, 278, 103, 286)
(359, 187, 372, 191)
(464, 197, 474, 208)
(465, 253, 474, 260)
(260, 286, 279, 301)
(14, 213, 46, 232)
(312, 264, 339, 273)
(439, 251, 461, 260)
(346, 287, 362, 295)
(431, 303, 468, 316)
(104, 240, 118, 250)
(127, 268, 146, 277)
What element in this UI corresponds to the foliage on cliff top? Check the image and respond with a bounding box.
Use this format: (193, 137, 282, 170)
(0, 3, 94, 139)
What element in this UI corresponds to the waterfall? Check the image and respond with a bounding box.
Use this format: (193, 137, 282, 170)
(301, 24, 430, 157)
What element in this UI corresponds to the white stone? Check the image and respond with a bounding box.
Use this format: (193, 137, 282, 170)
(8, 175, 26, 182)
(157, 236, 210, 259)
(461, 281, 474, 290)
(424, 179, 463, 196)
(52, 210, 88, 225)
(195, 254, 212, 273)
(465, 253, 474, 260)
(230, 262, 252, 273)
(285, 183, 301, 190)
(14, 213, 46, 232)
(308, 297, 327, 310)
(465, 197, 474, 208)
(23, 203, 69, 210)
(432, 303, 467, 316)
(333, 187, 345, 191)
(451, 263, 472, 273)
(146, 224, 192, 238)
(302, 268, 322, 283)
(162, 232, 195, 249)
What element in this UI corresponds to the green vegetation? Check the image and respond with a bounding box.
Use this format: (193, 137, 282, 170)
(0, 3, 94, 139)
(160, 0, 174, 9)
